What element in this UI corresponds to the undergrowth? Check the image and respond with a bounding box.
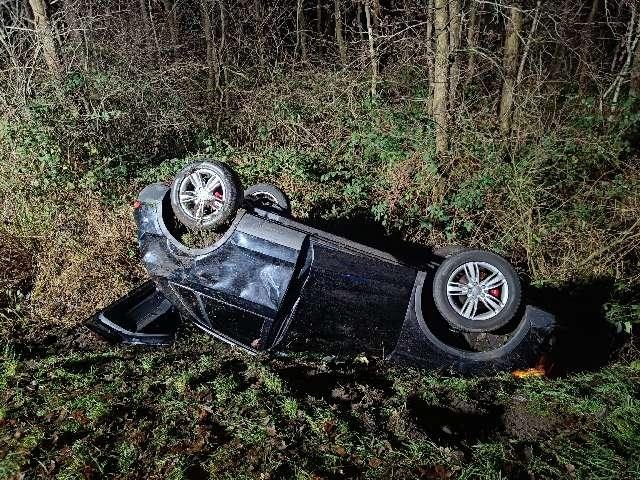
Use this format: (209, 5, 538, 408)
(0, 334, 639, 478)
(1, 70, 638, 329)
(1, 68, 639, 478)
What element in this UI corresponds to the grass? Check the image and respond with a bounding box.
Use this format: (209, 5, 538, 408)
(0, 332, 639, 479)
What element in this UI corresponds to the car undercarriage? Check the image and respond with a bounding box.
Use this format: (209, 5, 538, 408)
(88, 161, 556, 375)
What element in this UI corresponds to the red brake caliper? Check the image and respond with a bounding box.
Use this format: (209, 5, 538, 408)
(489, 288, 501, 298)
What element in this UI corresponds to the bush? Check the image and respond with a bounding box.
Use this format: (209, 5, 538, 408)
(0, 69, 638, 329)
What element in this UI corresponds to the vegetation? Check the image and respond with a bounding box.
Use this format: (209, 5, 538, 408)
(1, 331, 640, 479)
(1, 0, 640, 478)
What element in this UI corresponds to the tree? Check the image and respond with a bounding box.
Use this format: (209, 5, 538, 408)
(162, 0, 179, 52)
(516, 0, 542, 84)
(139, 0, 151, 35)
(254, 0, 266, 71)
(425, 0, 434, 115)
(579, 0, 600, 90)
(499, 2, 523, 135)
(356, 1, 364, 39)
(608, 6, 640, 109)
(200, 0, 220, 105)
(296, 0, 308, 62)
(364, 0, 377, 96)
(61, 0, 82, 47)
(372, 0, 380, 28)
(433, 0, 449, 154)
(334, 0, 347, 66)
(465, 0, 480, 88)
(448, 0, 461, 108)
(632, 34, 640, 97)
(27, 0, 61, 75)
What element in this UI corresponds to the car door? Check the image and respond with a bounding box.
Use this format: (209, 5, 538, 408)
(281, 237, 418, 356)
(174, 214, 307, 350)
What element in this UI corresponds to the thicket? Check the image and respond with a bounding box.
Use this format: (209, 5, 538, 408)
(0, 0, 639, 330)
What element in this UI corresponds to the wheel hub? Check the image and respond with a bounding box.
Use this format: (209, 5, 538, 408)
(195, 188, 213, 202)
(446, 261, 509, 321)
(177, 168, 226, 221)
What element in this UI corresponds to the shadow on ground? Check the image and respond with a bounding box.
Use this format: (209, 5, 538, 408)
(527, 279, 630, 374)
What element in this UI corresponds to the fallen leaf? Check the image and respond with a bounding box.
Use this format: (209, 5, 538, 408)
(322, 420, 336, 434)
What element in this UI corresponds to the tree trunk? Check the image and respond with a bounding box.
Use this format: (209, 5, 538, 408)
(465, 0, 480, 87)
(632, 33, 640, 97)
(147, 0, 162, 57)
(433, 0, 449, 155)
(162, 0, 179, 52)
(426, 0, 433, 63)
(254, 0, 266, 72)
(61, 0, 82, 45)
(316, 0, 322, 32)
(425, 0, 434, 115)
(334, 0, 347, 66)
(372, 0, 380, 28)
(28, 0, 61, 74)
(139, 0, 150, 33)
(499, 3, 523, 135)
(296, 0, 308, 62)
(218, 0, 227, 111)
(218, 0, 226, 54)
(356, 1, 364, 40)
(139, 0, 159, 54)
(578, 0, 600, 90)
(550, 41, 565, 78)
(448, 0, 461, 109)
(61, 0, 86, 68)
(609, 9, 640, 109)
(516, 0, 541, 84)
(200, 0, 219, 105)
(365, 0, 377, 97)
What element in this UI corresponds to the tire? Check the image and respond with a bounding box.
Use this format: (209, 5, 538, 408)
(244, 183, 291, 215)
(170, 161, 243, 231)
(432, 249, 522, 333)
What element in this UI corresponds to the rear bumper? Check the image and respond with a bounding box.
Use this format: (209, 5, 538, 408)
(85, 281, 178, 346)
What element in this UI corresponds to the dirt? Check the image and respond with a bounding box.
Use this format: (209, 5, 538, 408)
(501, 400, 566, 442)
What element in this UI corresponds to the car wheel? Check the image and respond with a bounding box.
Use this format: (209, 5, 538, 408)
(244, 183, 291, 215)
(170, 161, 243, 230)
(432, 250, 522, 333)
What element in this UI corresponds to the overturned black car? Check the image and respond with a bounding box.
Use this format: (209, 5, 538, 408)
(88, 160, 555, 375)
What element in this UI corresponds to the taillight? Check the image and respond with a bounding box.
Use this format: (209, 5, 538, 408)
(512, 354, 553, 379)
(133, 200, 142, 210)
